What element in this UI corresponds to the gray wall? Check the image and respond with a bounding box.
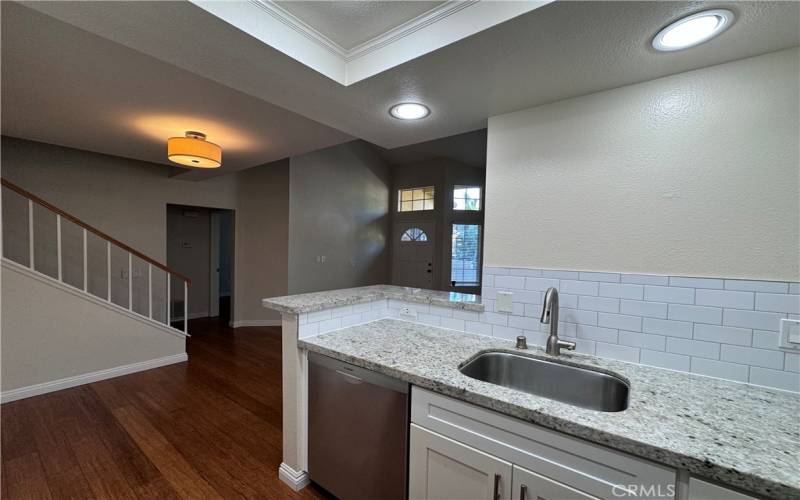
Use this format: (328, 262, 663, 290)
(288, 140, 391, 294)
(167, 205, 211, 318)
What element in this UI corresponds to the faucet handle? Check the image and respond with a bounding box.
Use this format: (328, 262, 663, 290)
(558, 339, 576, 351)
(515, 336, 528, 349)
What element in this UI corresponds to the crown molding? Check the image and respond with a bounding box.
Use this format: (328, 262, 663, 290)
(191, 0, 551, 85)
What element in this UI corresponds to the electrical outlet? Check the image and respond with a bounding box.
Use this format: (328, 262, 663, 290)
(779, 318, 800, 350)
(496, 291, 514, 313)
(399, 307, 417, 319)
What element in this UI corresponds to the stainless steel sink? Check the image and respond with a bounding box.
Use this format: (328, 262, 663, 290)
(459, 351, 629, 412)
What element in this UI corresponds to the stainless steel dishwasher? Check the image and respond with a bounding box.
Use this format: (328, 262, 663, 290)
(308, 352, 409, 500)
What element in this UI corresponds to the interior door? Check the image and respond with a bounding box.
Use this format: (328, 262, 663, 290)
(393, 221, 435, 289)
(409, 424, 512, 500)
(511, 464, 597, 500)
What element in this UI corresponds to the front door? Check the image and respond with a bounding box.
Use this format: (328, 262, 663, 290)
(393, 221, 435, 289)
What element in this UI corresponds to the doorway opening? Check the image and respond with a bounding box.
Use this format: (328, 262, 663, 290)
(167, 204, 235, 325)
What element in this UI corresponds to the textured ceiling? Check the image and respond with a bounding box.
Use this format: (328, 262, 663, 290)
(273, 1, 445, 50)
(1, 2, 352, 178)
(22, 0, 799, 153)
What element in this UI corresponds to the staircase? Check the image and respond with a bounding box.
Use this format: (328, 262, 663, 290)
(1, 178, 191, 402)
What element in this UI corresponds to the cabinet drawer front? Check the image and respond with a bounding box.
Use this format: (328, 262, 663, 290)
(411, 387, 676, 500)
(688, 478, 757, 500)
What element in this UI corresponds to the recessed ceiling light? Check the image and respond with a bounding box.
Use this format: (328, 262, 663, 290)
(389, 103, 430, 120)
(652, 9, 734, 52)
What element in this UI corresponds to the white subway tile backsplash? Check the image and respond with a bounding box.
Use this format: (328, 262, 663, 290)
(525, 277, 560, 291)
(493, 325, 523, 340)
(494, 275, 526, 290)
(429, 305, 454, 317)
(596, 342, 640, 363)
(307, 309, 332, 323)
(483, 267, 509, 275)
(318, 318, 342, 334)
(417, 313, 441, 327)
(642, 318, 693, 338)
(785, 353, 800, 373)
(352, 302, 372, 314)
(644, 286, 694, 304)
(619, 331, 666, 351)
(507, 290, 541, 304)
(508, 315, 540, 331)
(482, 274, 494, 287)
(666, 337, 720, 360)
(298, 322, 319, 338)
(620, 300, 668, 319)
(340, 313, 363, 328)
(560, 308, 597, 326)
(561, 335, 595, 355)
(755, 293, 800, 314)
(725, 279, 788, 293)
(691, 358, 749, 383)
(641, 350, 691, 371)
(751, 330, 781, 350)
(695, 289, 754, 310)
(541, 270, 580, 280)
(669, 277, 724, 289)
(693, 324, 752, 346)
(578, 296, 619, 313)
(480, 312, 508, 326)
(598, 313, 641, 332)
(622, 274, 669, 286)
(720, 345, 784, 370)
(667, 304, 722, 325)
(440, 317, 466, 331)
(507, 267, 542, 277)
(749, 367, 800, 392)
(465, 321, 493, 336)
(453, 309, 481, 321)
(560, 280, 599, 296)
(576, 325, 618, 343)
(790, 283, 800, 294)
(579, 272, 621, 283)
(599, 283, 644, 300)
(558, 293, 578, 308)
(723, 309, 784, 331)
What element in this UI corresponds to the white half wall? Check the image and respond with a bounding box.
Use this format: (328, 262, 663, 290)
(1, 260, 186, 396)
(485, 48, 800, 282)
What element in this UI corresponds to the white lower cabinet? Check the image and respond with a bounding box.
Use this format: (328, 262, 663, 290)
(410, 424, 513, 500)
(511, 464, 597, 500)
(409, 387, 678, 500)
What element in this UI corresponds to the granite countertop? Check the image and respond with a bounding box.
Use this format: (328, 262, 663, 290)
(262, 284, 483, 314)
(300, 319, 800, 499)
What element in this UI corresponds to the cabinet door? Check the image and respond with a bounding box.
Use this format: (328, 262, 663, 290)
(511, 464, 597, 500)
(410, 424, 513, 500)
(688, 478, 756, 500)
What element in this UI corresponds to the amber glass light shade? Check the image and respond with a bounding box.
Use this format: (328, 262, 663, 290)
(167, 131, 222, 168)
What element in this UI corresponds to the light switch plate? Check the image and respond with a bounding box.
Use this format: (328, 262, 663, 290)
(496, 291, 514, 313)
(779, 318, 800, 350)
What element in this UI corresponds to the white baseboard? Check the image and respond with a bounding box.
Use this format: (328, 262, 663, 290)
(230, 319, 282, 328)
(1, 353, 188, 404)
(278, 462, 310, 491)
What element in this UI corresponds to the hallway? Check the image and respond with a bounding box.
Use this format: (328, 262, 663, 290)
(1, 319, 329, 499)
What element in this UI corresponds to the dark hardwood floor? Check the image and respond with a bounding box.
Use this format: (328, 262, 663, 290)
(1, 318, 330, 499)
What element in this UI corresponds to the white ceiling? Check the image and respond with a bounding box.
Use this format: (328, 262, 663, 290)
(5, 1, 799, 179)
(1, 2, 352, 179)
(273, 1, 445, 50)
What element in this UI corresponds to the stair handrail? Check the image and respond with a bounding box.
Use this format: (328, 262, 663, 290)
(1, 177, 191, 285)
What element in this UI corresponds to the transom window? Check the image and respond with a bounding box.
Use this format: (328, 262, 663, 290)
(398, 186, 434, 212)
(451, 224, 481, 286)
(400, 228, 428, 242)
(453, 186, 481, 211)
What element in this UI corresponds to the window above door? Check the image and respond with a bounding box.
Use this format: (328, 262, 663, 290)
(398, 186, 435, 212)
(453, 186, 481, 211)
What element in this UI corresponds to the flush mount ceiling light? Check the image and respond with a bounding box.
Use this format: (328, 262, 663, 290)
(167, 131, 222, 168)
(653, 9, 734, 52)
(389, 102, 430, 120)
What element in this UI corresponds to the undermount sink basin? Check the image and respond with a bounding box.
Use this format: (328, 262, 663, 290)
(459, 351, 630, 412)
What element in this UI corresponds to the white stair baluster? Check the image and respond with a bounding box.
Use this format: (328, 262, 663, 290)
(28, 199, 34, 269)
(167, 273, 171, 327)
(148, 264, 153, 319)
(128, 252, 133, 311)
(56, 214, 62, 281)
(107, 241, 111, 302)
(82, 228, 88, 292)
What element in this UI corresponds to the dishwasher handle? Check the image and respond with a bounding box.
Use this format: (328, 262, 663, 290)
(336, 369, 364, 384)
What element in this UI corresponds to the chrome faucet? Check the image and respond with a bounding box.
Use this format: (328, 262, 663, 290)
(541, 287, 576, 356)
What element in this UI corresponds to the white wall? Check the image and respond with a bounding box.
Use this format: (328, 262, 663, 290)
(485, 48, 800, 282)
(167, 205, 212, 318)
(1, 261, 185, 393)
(288, 140, 390, 294)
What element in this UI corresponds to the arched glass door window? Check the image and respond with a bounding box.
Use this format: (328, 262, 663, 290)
(400, 228, 428, 242)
